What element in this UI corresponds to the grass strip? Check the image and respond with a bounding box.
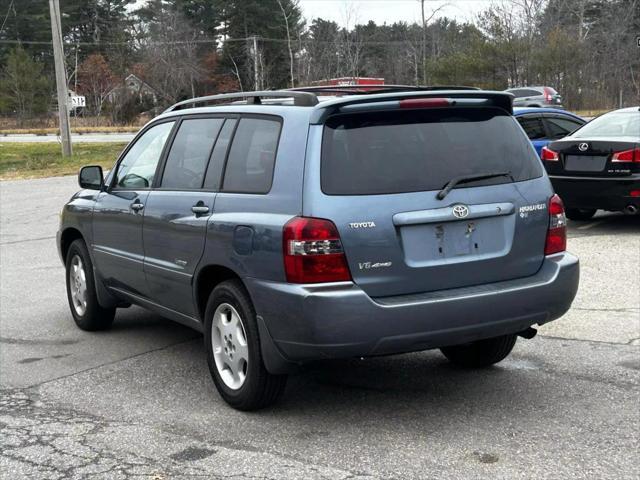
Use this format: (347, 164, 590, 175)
(0, 142, 126, 180)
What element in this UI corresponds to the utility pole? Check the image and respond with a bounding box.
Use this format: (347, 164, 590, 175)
(421, 0, 426, 85)
(49, 0, 72, 156)
(252, 35, 259, 91)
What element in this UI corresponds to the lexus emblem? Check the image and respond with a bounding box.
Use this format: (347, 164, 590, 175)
(578, 142, 589, 152)
(452, 204, 470, 219)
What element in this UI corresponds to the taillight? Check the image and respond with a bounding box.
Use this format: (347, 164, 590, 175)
(611, 147, 640, 163)
(545, 194, 567, 255)
(283, 217, 352, 283)
(541, 146, 559, 161)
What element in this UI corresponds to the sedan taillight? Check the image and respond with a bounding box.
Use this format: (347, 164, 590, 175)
(611, 147, 640, 163)
(545, 194, 567, 255)
(541, 146, 559, 161)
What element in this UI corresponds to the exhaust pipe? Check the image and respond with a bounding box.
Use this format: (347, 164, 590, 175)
(518, 327, 538, 340)
(624, 204, 638, 215)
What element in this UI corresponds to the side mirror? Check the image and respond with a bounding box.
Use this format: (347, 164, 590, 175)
(79, 165, 104, 190)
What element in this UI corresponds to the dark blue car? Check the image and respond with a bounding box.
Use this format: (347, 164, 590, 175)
(514, 107, 586, 156)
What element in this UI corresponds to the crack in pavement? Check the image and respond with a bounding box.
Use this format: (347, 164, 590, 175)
(571, 307, 640, 313)
(13, 337, 200, 391)
(0, 388, 380, 480)
(539, 333, 640, 348)
(0, 235, 57, 246)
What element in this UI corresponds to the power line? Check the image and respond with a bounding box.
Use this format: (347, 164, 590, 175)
(0, 35, 446, 47)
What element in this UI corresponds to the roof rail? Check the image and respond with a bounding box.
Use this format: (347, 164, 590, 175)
(290, 85, 480, 95)
(165, 90, 318, 112)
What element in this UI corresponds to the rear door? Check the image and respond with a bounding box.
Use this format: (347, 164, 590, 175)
(305, 107, 551, 298)
(142, 116, 227, 316)
(521, 88, 543, 105)
(542, 114, 584, 141)
(516, 113, 548, 156)
(508, 89, 526, 107)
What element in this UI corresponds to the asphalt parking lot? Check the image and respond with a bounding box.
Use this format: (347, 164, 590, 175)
(1, 175, 639, 479)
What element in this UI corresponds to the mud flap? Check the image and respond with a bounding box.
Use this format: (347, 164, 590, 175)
(256, 315, 301, 375)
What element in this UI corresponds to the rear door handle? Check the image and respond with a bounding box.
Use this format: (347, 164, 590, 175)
(131, 201, 144, 212)
(191, 202, 210, 215)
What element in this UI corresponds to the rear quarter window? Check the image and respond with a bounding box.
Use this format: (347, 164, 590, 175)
(222, 117, 282, 194)
(321, 107, 542, 195)
(517, 116, 546, 140)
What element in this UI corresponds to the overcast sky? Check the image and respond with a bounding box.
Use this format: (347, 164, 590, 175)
(298, 0, 494, 26)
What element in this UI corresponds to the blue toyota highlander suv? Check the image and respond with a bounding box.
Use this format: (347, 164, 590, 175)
(58, 87, 580, 410)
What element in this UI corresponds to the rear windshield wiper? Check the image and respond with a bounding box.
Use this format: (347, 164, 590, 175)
(436, 171, 514, 200)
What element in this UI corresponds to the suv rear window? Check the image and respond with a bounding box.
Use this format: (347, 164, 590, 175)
(321, 108, 542, 195)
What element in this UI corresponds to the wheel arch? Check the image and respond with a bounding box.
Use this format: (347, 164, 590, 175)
(60, 227, 85, 262)
(194, 264, 244, 322)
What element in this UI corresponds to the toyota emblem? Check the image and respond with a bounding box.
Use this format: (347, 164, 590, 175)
(452, 204, 470, 219)
(578, 142, 589, 152)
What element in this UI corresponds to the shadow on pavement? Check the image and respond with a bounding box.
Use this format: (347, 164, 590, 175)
(567, 211, 640, 235)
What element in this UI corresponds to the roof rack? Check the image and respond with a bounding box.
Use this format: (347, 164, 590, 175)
(165, 90, 318, 112)
(289, 85, 480, 95)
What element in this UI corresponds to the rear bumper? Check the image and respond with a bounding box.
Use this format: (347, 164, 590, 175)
(550, 176, 640, 211)
(246, 252, 579, 365)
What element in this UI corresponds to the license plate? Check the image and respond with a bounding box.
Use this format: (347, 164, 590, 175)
(564, 155, 607, 172)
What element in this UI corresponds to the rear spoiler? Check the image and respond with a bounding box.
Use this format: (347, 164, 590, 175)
(309, 90, 514, 124)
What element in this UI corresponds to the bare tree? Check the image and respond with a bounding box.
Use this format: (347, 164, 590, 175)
(341, 4, 362, 78)
(276, 0, 297, 88)
(139, 9, 204, 102)
(420, 0, 449, 84)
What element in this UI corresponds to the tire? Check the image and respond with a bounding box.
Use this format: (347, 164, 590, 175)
(204, 280, 287, 410)
(440, 334, 517, 368)
(65, 239, 115, 331)
(566, 208, 597, 221)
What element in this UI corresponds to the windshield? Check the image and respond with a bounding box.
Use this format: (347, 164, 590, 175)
(321, 107, 542, 195)
(571, 111, 640, 139)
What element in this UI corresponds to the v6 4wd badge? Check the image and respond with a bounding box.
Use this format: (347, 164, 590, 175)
(359, 261, 392, 270)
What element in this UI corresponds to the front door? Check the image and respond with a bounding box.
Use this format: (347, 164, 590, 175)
(92, 121, 175, 297)
(143, 117, 226, 316)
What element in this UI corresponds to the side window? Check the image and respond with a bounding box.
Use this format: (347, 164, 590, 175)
(161, 118, 223, 190)
(516, 116, 546, 140)
(509, 89, 525, 98)
(524, 89, 542, 97)
(115, 122, 174, 189)
(221, 118, 281, 194)
(544, 116, 583, 140)
(203, 119, 237, 190)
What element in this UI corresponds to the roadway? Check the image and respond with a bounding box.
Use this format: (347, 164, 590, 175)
(1, 175, 638, 479)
